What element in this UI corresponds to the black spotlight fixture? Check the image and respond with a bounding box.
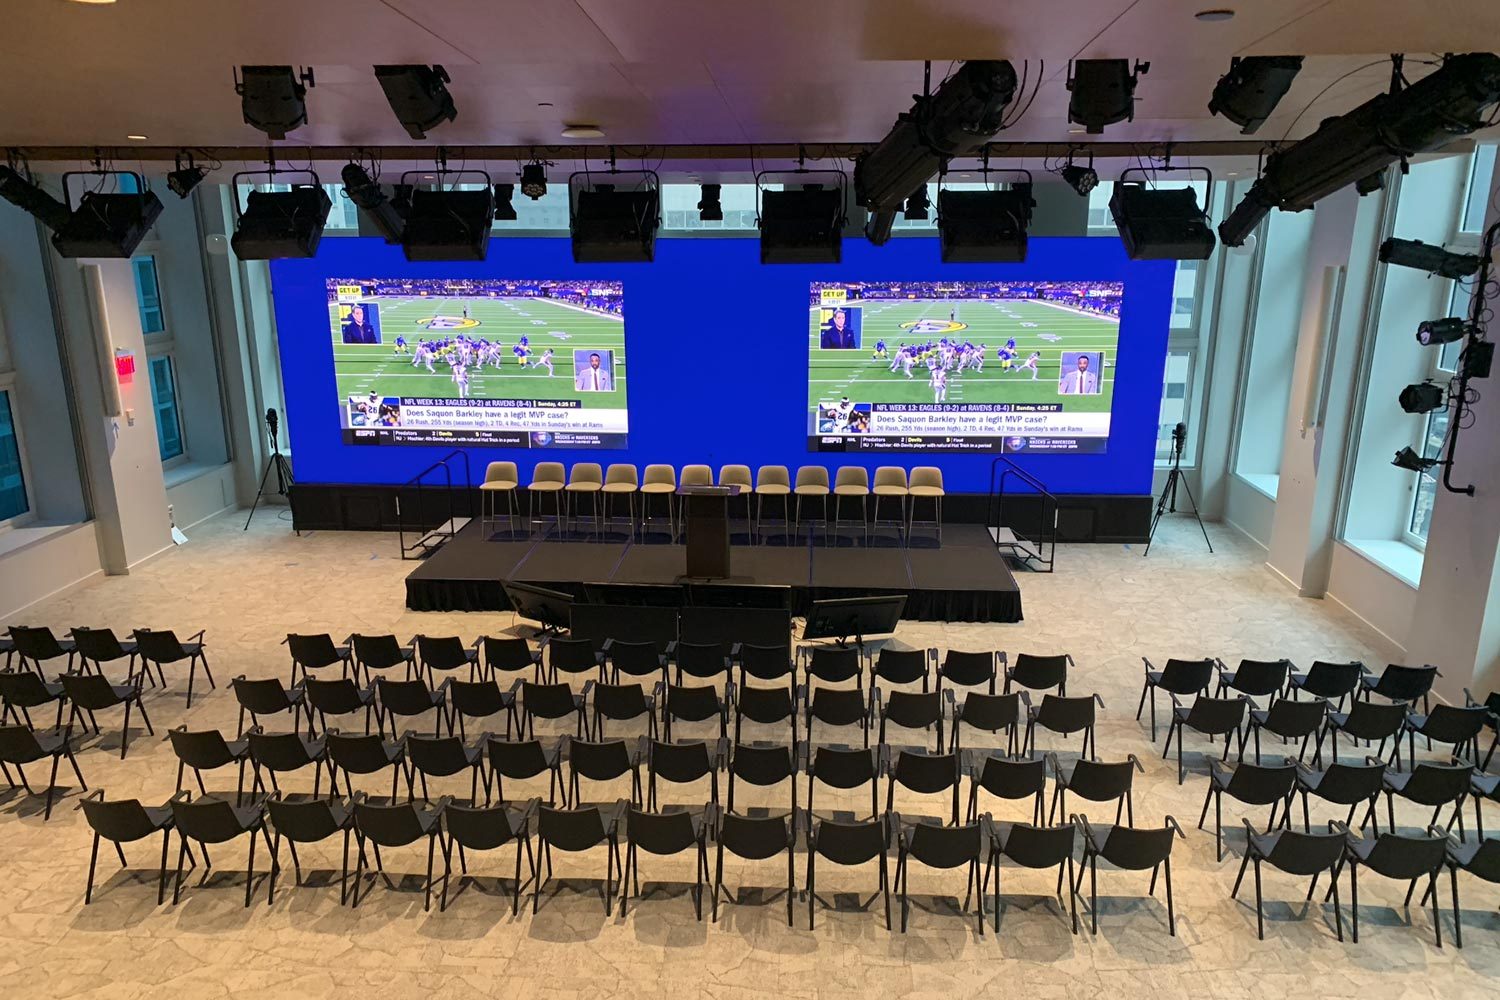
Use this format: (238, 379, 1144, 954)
(1416, 316, 1468, 347)
(374, 64, 457, 139)
(1379, 237, 1486, 280)
(229, 169, 331, 260)
(235, 66, 314, 140)
(697, 183, 723, 221)
(1109, 167, 1216, 260)
(48, 169, 165, 258)
(1354, 168, 1386, 196)
(493, 183, 517, 222)
(1399, 380, 1446, 414)
(1392, 446, 1439, 473)
(1067, 59, 1149, 134)
(569, 170, 661, 263)
(902, 185, 930, 220)
(1208, 56, 1304, 134)
(401, 168, 494, 262)
(519, 162, 548, 200)
(1059, 154, 1099, 197)
(0, 165, 72, 232)
(936, 167, 1035, 263)
(341, 162, 407, 243)
(758, 174, 846, 264)
(166, 153, 208, 199)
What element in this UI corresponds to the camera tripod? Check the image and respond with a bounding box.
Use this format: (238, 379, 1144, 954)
(245, 409, 295, 532)
(1144, 425, 1211, 557)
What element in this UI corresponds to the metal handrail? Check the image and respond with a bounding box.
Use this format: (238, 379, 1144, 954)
(987, 455, 1057, 572)
(397, 450, 472, 559)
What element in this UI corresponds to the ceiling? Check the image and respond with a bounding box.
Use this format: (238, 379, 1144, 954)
(2, 0, 1498, 166)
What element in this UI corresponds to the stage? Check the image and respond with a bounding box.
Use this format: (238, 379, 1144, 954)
(405, 518, 1024, 623)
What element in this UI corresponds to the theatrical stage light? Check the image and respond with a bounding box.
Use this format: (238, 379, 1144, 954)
(403, 183, 494, 262)
(1392, 446, 1439, 473)
(1380, 237, 1485, 279)
(341, 163, 407, 244)
(1399, 381, 1446, 414)
(236, 66, 314, 140)
(229, 182, 331, 260)
(901, 185, 930, 221)
(1067, 59, 1149, 134)
(1354, 168, 1385, 196)
(167, 154, 208, 199)
(0, 166, 72, 232)
(760, 185, 844, 264)
(1110, 176, 1216, 260)
(937, 185, 1034, 263)
(374, 65, 457, 140)
(520, 163, 548, 200)
(698, 183, 723, 222)
(1208, 56, 1304, 134)
(570, 173, 660, 263)
(1416, 316, 1468, 347)
(1060, 162, 1098, 196)
(493, 183, 517, 222)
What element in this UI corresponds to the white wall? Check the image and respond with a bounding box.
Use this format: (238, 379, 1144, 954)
(0, 523, 102, 620)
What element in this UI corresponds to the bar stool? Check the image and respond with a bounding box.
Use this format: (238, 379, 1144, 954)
(794, 466, 830, 537)
(908, 466, 944, 543)
(640, 464, 678, 539)
(754, 465, 792, 535)
(527, 462, 566, 528)
(832, 467, 870, 542)
(681, 465, 713, 488)
(479, 461, 519, 534)
(872, 467, 909, 535)
(718, 465, 753, 526)
(602, 464, 639, 535)
(565, 462, 604, 534)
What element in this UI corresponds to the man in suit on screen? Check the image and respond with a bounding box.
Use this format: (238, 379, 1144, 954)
(341, 303, 378, 344)
(575, 352, 613, 391)
(1059, 353, 1099, 394)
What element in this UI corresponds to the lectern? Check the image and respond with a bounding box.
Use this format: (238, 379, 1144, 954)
(678, 484, 738, 579)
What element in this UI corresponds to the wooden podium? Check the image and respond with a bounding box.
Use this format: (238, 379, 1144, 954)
(678, 485, 738, 579)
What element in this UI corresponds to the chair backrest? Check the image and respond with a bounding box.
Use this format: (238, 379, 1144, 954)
(812, 816, 887, 865)
(483, 460, 518, 486)
(305, 677, 366, 717)
(955, 691, 1020, 733)
(1009, 653, 1068, 692)
(1421, 704, 1491, 743)
(1035, 694, 1097, 733)
(407, 734, 472, 776)
(354, 801, 431, 848)
(805, 645, 862, 685)
(593, 682, 650, 722)
(568, 462, 603, 487)
(649, 739, 715, 785)
(604, 463, 639, 489)
(522, 681, 578, 720)
(807, 686, 865, 728)
(1226, 659, 1290, 696)
(1300, 660, 1364, 699)
(718, 464, 753, 488)
(445, 802, 525, 851)
(665, 683, 722, 723)
(873, 466, 908, 491)
(531, 461, 566, 486)
(417, 635, 470, 672)
(569, 738, 634, 783)
(248, 731, 321, 772)
(1370, 663, 1439, 702)
(483, 636, 535, 674)
(642, 464, 677, 489)
(286, 633, 342, 670)
(266, 796, 347, 844)
(71, 627, 130, 662)
(909, 467, 943, 492)
(375, 677, 438, 715)
(547, 637, 599, 675)
(1060, 756, 1138, 803)
(883, 690, 943, 732)
(352, 633, 407, 670)
(810, 746, 878, 790)
(449, 679, 506, 718)
(486, 737, 552, 780)
(675, 641, 731, 681)
(1339, 699, 1406, 741)
(1158, 658, 1215, 695)
(233, 676, 293, 715)
(167, 728, 235, 769)
(834, 466, 869, 490)
(538, 805, 608, 851)
(1399, 761, 1473, 805)
(1184, 695, 1247, 735)
(975, 754, 1047, 800)
(80, 795, 160, 843)
(0, 724, 43, 763)
(0, 669, 58, 708)
(628, 807, 699, 854)
(325, 732, 400, 774)
(1222, 760, 1298, 805)
(1264, 828, 1346, 876)
(1097, 822, 1178, 870)
(609, 640, 663, 679)
(755, 465, 791, 490)
(795, 466, 830, 490)
(1300, 760, 1386, 805)
(719, 810, 791, 860)
(173, 796, 256, 843)
(1000, 822, 1076, 869)
(889, 750, 959, 794)
(905, 820, 982, 868)
(940, 650, 997, 693)
(739, 643, 793, 682)
(730, 742, 796, 788)
(9, 626, 67, 660)
(736, 684, 795, 725)
(133, 629, 189, 662)
(1362, 832, 1449, 879)
(873, 647, 929, 687)
(1262, 697, 1327, 736)
(680, 464, 713, 487)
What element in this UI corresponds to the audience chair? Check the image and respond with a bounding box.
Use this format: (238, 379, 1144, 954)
(132, 628, 214, 709)
(325, 731, 412, 803)
(1216, 658, 1291, 706)
(414, 635, 482, 686)
(1048, 754, 1142, 828)
(621, 806, 710, 919)
(350, 796, 446, 911)
(886, 749, 962, 826)
(485, 737, 565, 807)
(1245, 697, 1328, 767)
(640, 464, 679, 538)
(726, 742, 798, 817)
(807, 814, 893, 931)
(985, 819, 1078, 934)
(807, 745, 881, 822)
(448, 678, 516, 742)
(1400, 704, 1490, 770)
(564, 462, 605, 534)
(1330, 824, 1452, 947)
(1294, 757, 1385, 835)
(608, 639, 667, 687)
(1384, 760, 1471, 838)
(871, 466, 909, 532)
(966, 753, 1046, 826)
(1003, 652, 1070, 697)
(534, 801, 627, 913)
(407, 733, 487, 805)
(247, 728, 329, 799)
(77, 791, 180, 905)
(477, 635, 541, 684)
(1320, 699, 1406, 768)
(0, 667, 67, 731)
(713, 809, 797, 926)
(283, 632, 352, 687)
(542, 636, 604, 686)
(601, 464, 640, 535)
(1471, 771, 1500, 839)
(439, 797, 538, 914)
(70, 627, 140, 684)
(907, 467, 945, 542)
(938, 649, 999, 697)
(519, 681, 589, 741)
(0, 721, 85, 820)
(949, 692, 1020, 756)
(526, 461, 567, 527)
(734, 683, 798, 747)
(672, 641, 732, 686)
(875, 688, 944, 753)
(793, 466, 831, 535)
(832, 466, 871, 540)
(167, 726, 250, 804)
(1434, 833, 1500, 948)
(645, 738, 721, 812)
(871, 647, 932, 695)
(264, 794, 355, 905)
(566, 736, 644, 808)
(1359, 663, 1440, 714)
(61, 671, 151, 759)
(1231, 819, 1347, 941)
(7, 625, 76, 678)
(1463, 689, 1500, 771)
(1073, 815, 1185, 936)
(753, 465, 792, 533)
(349, 633, 416, 686)
(662, 682, 729, 742)
(375, 677, 451, 739)
(1286, 660, 1364, 711)
(805, 684, 869, 748)
(738, 643, 795, 689)
(1021, 692, 1104, 760)
(479, 460, 520, 533)
(0, 633, 13, 673)
(1200, 757, 1297, 862)
(170, 791, 272, 907)
(1137, 657, 1214, 742)
(591, 681, 658, 742)
(801, 644, 863, 692)
(305, 677, 381, 737)
(1163, 694, 1248, 785)
(231, 676, 311, 739)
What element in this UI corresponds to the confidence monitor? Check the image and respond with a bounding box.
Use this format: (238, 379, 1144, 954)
(502, 580, 574, 634)
(803, 595, 906, 644)
(569, 604, 678, 651)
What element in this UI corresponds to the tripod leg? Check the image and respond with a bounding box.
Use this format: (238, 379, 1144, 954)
(1173, 470, 1213, 553)
(244, 453, 279, 531)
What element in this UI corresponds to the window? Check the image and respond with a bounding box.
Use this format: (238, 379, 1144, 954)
(1460, 143, 1497, 233)
(1408, 405, 1449, 542)
(661, 183, 760, 231)
(0, 389, 28, 524)
(323, 184, 361, 231)
(495, 185, 571, 231)
(148, 355, 184, 461)
(132, 256, 165, 334)
(1155, 351, 1193, 463)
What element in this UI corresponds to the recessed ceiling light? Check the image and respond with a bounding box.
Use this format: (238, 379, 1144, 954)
(537, 102, 554, 108)
(68, 0, 119, 5)
(422, 174, 435, 180)
(126, 134, 148, 140)
(1195, 8, 1235, 21)
(561, 124, 605, 139)
(1226, 171, 1238, 176)
(1067, 127, 1086, 134)
(958, 173, 972, 179)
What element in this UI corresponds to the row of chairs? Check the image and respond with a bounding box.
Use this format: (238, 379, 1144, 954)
(3, 625, 213, 707)
(478, 461, 948, 541)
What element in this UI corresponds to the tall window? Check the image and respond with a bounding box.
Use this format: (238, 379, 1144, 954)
(1155, 352, 1192, 463)
(0, 389, 29, 524)
(148, 355, 184, 461)
(661, 183, 760, 231)
(132, 256, 165, 334)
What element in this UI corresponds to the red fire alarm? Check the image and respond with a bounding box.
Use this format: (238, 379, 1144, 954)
(114, 349, 136, 383)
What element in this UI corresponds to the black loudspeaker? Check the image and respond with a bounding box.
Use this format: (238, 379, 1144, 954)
(229, 186, 331, 260)
(402, 188, 493, 261)
(1109, 182, 1215, 261)
(52, 191, 164, 258)
(571, 187, 660, 262)
(937, 187, 1034, 263)
(760, 188, 843, 263)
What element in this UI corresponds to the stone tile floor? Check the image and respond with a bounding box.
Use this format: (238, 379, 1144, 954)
(0, 512, 1495, 998)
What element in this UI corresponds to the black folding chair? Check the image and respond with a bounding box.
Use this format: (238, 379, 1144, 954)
(1433, 832, 1500, 948)
(1286, 659, 1363, 711)
(61, 671, 151, 759)
(376, 677, 451, 739)
(800, 644, 864, 692)
(485, 737, 565, 806)
(325, 731, 412, 803)
(938, 649, 999, 697)
(621, 806, 710, 919)
(567, 736, 643, 808)
(1245, 697, 1327, 767)
(283, 633, 352, 687)
(646, 738, 721, 811)
(806, 813, 892, 930)
(1321, 699, 1406, 768)
(519, 680, 588, 740)
(947, 690, 1019, 756)
(0, 668, 66, 730)
(1073, 814, 1184, 936)
(414, 634, 481, 686)
(1400, 705, 1490, 769)
(1330, 824, 1451, 947)
(734, 683, 797, 746)
(133, 628, 214, 709)
(264, 794, 355, 905)
(1385, 760, 1471, 838)
(966, 753, 1046, 826)
(662, 683, 728, 742)
(1199, 757, 1297, 861)
(1003, 652, 1070, 697)
(477, 635, 540, 683)
(247, 728, 329, 798)
(534, 800, 626, 913)
(1137, 657, 1214, 742)
(350, 796, 446, 910)
(1021, 692, 1104, 760)
(1471, 772, 1500, 839)
(1048, 753, 1141, 827)
(305, 676, 381, 736)
(7, 626, 76, 678)
(541, 636, 604, 686)
(70, 627, 139, 684)
(1294, 757, 1385, 835)
(893, 814, 981, 933)
(672, 641, 732, 686)
(590, 681, 657, 741)
(608, 640, 668, 687)
(886, 749, 961, 826)
(726, 742, 797, 817)
(807, 745, 881, 822)
(439, 797, 538, 914)
(167, 726, 249, 804)
(408, 733, 487, 805)
(1464, 688, 1500, 771)
(871, 647, 933, 694)
(875, 688, 943, 753)
(449, 678, 516, 742)
(1216, 658, 1290, 705)
(738, 643, 794, 689)
(231, 675, 311, 739)
(78, 790, 183, 905)
(349, 633, 415, 686)
(1360, 663, 1440, 714)
(713, 809, 796, 926)
(1163, 694, 1247, 784)
(985, 818, 1077, 934)
(805, 685, 869, 748)
(170, 791, 272, 907)
(1230, 820, 1346, 940)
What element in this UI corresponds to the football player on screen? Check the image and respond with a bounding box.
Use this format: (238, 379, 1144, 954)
(532, 348, 555, 376)
(1016, 351, 1042, 379)
(930, 367, 948, 403)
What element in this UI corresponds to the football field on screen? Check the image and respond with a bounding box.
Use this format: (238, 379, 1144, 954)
(808, 297, 1119, 410)
(331, 296, 627, 408)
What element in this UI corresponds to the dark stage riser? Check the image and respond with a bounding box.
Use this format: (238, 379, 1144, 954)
(404, 520, 1024, 623)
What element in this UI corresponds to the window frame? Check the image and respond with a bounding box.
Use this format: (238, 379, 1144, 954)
(132, 253, 168, 338)
(0, 377, 35, 531)
(145, 351, 187, 467)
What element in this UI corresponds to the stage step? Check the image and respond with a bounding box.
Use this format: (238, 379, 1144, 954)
(989, 526, 1040, 562)
(409, 517, 472, 556)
